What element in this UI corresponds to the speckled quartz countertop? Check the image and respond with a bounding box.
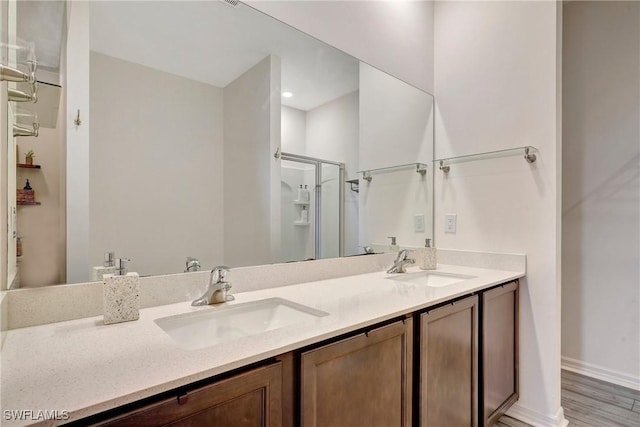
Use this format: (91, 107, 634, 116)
(1, 264, 524, 426)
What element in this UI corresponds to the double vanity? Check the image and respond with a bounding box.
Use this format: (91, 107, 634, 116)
(1, 253, 524, 427)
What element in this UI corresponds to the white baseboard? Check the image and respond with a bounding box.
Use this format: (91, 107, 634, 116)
(507, 403, 568, 427)
(562, 356, 640, 391)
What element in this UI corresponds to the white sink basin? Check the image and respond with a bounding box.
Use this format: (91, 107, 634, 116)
(387, 271, 476, 287)
(155, 298, 329, 350)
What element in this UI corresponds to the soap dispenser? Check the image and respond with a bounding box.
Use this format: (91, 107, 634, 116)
(91, 251, 117, 281)
(303, 184, 310, 202)
(297, 184, 304, 202)
(417, 238, 437, 270)
(103, 258, 140, 325)
(300, 205, 309, 223)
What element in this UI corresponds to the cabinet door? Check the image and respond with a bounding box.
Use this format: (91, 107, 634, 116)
(100, 362, 283, 427)
(421, 295, 479, 427)
(482, 281, 518, 426)
(300, 319, 413, 427)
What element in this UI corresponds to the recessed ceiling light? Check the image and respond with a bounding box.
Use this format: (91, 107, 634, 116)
(282, 91, 293, 98)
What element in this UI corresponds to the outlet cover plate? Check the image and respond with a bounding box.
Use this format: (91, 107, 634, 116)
(445, 214, 457, 233)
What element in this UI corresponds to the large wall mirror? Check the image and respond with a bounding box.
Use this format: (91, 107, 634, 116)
(6, 0, 434, 289)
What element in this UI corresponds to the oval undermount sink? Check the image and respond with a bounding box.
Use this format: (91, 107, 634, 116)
(155, 298, 329, 350)
(387, 271, 476, 287)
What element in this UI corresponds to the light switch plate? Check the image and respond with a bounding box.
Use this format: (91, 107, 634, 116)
(445, 214, 457, 233)
(414, 214, 425, 233)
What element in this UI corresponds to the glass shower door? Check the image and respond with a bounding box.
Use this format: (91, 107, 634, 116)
(279, 153, 344, 263)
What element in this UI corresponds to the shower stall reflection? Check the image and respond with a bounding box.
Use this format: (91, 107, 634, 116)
(279, 153, 344, 263)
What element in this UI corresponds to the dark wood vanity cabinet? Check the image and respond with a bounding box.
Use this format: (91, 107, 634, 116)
(97, 360, 288, 427)
(86, 280, 519, 427)
(420, 295, 479, 427)
(481, 281, 519, 426)
(300, 319, 413, 427)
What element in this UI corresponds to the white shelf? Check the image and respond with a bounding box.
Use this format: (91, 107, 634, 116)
(357, 162, 428, 182)
(294, 221, 310, 226)
(293, 200, 310, 206)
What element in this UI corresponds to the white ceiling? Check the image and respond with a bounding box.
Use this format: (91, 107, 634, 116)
(89, 1, 359, 111)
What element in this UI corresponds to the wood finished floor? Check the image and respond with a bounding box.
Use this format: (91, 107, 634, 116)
(496, 370, 640, 427)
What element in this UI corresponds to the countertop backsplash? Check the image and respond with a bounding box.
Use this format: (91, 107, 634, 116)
(4, 253, 397, 330)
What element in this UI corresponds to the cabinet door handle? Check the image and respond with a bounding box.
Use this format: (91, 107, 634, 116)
(177, 393, 189, 405)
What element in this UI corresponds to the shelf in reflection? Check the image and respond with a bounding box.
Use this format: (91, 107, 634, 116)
(435, 146, 538, 172)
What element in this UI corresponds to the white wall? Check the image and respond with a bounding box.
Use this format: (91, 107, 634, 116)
(90, 52, 224, 277)
(247, 0, 434, 94)
(281, 105, 306, 154)
(359, 62, 434, 251)
(359, 63, 433, 171)
(65, 1, 89, 284)
(224, 55, 281, 267)
(434, 1, 564, 425)
(562, 1, 639, 389)
(306, 92, 359, 176)
(268, 56, 282, 264)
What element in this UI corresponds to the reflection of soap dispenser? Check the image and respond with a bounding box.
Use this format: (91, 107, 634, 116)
(417, 238, 437, 270)
(297, 184, 304, 201)
(91, 251, 117, 281)
(387, 236, 399, 253)
(303, 184, 310, 202)
(300, 205, 309, 223)
(103, 258, 140, 325)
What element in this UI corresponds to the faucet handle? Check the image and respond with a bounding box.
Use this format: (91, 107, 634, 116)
(185, 257, 201, 272)
(211, 265, 231, 283)
(114, 258, 131, 276)
(387, 236, 397, 246)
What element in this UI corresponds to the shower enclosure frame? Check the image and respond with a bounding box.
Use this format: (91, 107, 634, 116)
(280, 152, 345, 259)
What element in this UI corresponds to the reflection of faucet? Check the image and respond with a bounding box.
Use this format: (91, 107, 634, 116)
(185, 257, 201, 272)
(192, 266, 234, 306)
(387, 250, 415, 274)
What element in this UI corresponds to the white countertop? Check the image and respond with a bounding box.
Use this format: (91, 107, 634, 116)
(1, 264, 524, 426)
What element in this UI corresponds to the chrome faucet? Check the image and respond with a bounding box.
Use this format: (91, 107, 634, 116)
(185, 257, 201, 272)
(387, 250, 415, 274)
(192, 266, 234, 306)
